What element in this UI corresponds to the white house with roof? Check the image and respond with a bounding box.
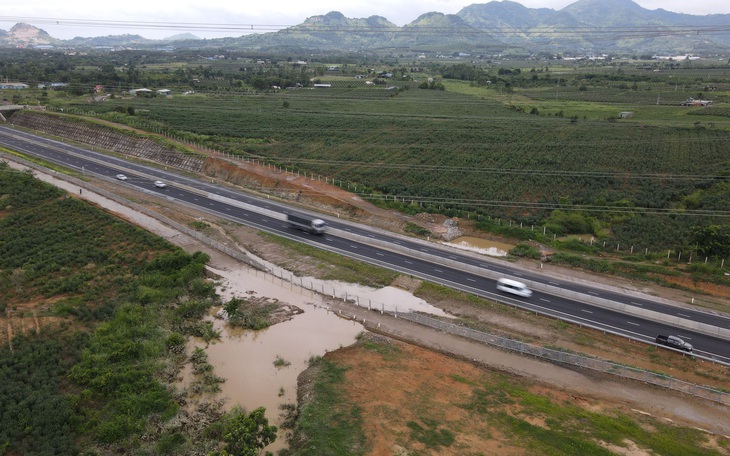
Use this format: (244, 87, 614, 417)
(0, 82, 29, 89)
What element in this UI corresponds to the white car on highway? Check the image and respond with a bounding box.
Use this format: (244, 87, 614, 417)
(496, 278, 532, 298)
(154, 180, 167, 188)
(115, 174, 128, 181)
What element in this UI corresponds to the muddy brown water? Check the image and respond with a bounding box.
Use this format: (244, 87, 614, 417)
(191, 264, 451, 452)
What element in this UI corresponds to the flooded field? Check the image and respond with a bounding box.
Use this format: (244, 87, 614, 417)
(188, 266, 361, 451)
(191, 262, 451, 452)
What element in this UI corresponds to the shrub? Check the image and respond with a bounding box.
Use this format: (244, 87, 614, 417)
(556, 238, 600, 254)
(509, 243, 541, 259)
(545, 210, 595, 235)
(404, 223, 431, 236)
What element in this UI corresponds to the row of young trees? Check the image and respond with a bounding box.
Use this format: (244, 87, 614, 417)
(5, 47, 730, 258)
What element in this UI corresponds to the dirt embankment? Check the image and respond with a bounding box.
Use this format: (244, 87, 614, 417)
(315, 332, 730, 455)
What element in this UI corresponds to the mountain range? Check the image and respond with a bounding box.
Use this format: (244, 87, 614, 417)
(2, 0, 730, 55)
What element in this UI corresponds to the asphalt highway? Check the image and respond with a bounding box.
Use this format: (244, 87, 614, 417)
(1, 124, 728, 361)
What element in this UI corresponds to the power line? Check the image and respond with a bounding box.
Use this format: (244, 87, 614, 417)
(2, 16, 730, 38)
(223, 185, 730, 216)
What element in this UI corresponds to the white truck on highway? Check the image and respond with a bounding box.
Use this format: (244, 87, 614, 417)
(287, 214, 327, 234)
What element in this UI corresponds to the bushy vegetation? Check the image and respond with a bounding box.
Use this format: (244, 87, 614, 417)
(0, 332, 81, 455)
(224, 297, 277, 330)
(0, 163, 276, 454)
(209, 406, 277, 456)
(70, 303, 180, 444)
(404, 222, 431, 237)
(509, 243, 542, 259)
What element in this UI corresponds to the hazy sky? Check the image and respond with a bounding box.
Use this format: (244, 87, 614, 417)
(2, 0, 729, 40)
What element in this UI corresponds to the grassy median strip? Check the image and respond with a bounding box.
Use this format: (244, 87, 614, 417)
(260, 231, 399, 287)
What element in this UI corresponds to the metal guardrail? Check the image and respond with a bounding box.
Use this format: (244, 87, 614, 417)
(4, 143, 728, 342)
(326, 227, 730, 341)
(5, 154, 729, 405)
(247, 264, 730, 406)
(396, 312, 729, 405)
(8, 149, 729, 354)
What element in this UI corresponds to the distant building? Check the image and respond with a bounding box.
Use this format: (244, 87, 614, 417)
(129, 88, 152, 96)
(0, 82, 29, 89)
(653, 54, 701, 61)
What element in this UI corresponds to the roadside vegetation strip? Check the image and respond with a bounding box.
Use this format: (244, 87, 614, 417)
(0, 147, 86, 177)
(259, 231, 399, 288)
(284, 357, 367, 456)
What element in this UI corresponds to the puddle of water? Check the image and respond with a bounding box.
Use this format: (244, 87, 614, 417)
(194, 265, 364, 452)
(203, 303, 360, 412)
(297, 279, 451, 317)
(445, 236, 515, 257)
(198, 305, 360, 451)
(198, 261, 454, 453)
(188, 237, 456, 452)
